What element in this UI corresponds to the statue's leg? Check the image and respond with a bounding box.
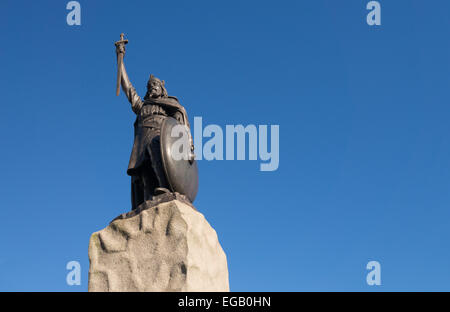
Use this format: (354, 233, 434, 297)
(148, 135, 170, 193)
(141, 160, 159, 201)
(131, 175, 144, 210)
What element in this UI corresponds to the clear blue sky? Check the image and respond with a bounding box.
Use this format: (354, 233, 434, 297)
(1, 0, 449, 291)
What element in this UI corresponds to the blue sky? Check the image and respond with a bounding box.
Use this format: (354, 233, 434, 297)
(0, 0, 449, 291)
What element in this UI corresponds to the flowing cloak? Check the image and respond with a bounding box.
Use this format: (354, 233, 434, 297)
(127, 96, 189, 177)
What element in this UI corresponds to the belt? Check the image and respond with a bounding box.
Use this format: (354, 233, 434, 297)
(140, 114, 166, 128)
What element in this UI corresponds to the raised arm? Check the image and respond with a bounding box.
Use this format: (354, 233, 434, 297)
(116, 41, 143, 114)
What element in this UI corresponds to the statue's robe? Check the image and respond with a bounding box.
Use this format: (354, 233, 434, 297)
(127, 96, 188, 177)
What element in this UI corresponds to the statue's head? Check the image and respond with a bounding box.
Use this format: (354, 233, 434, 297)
(144, 74, 168, 99)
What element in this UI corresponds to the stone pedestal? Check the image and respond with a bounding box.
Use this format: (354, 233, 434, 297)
(88, 197, 229, 292)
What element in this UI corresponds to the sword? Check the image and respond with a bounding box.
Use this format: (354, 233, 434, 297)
(115, 33, 128, 96)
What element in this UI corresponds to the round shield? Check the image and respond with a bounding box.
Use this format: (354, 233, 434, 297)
(160, 117, 199, 202)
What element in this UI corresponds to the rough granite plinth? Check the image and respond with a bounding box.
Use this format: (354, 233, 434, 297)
(88, 199, 229, 292)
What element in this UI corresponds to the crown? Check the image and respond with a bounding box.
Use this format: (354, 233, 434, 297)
(148, 74, 165, 86)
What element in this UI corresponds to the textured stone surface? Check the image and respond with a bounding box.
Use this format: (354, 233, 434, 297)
(88, 199, 229, 292)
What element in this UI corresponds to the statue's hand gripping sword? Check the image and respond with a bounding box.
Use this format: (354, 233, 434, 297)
(115, 33, 128, 96)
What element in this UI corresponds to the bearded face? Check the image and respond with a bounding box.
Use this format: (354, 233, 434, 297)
(148, 79, 163, 98)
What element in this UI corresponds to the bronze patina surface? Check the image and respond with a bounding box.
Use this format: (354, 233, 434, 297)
(115, 34, 197, 210)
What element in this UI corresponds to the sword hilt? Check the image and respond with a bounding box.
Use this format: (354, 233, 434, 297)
(115, 33, 128, 49)
(115, 33, 128, 96)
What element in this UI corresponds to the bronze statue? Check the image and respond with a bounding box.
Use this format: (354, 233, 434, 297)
(115, 34, 198, 210)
